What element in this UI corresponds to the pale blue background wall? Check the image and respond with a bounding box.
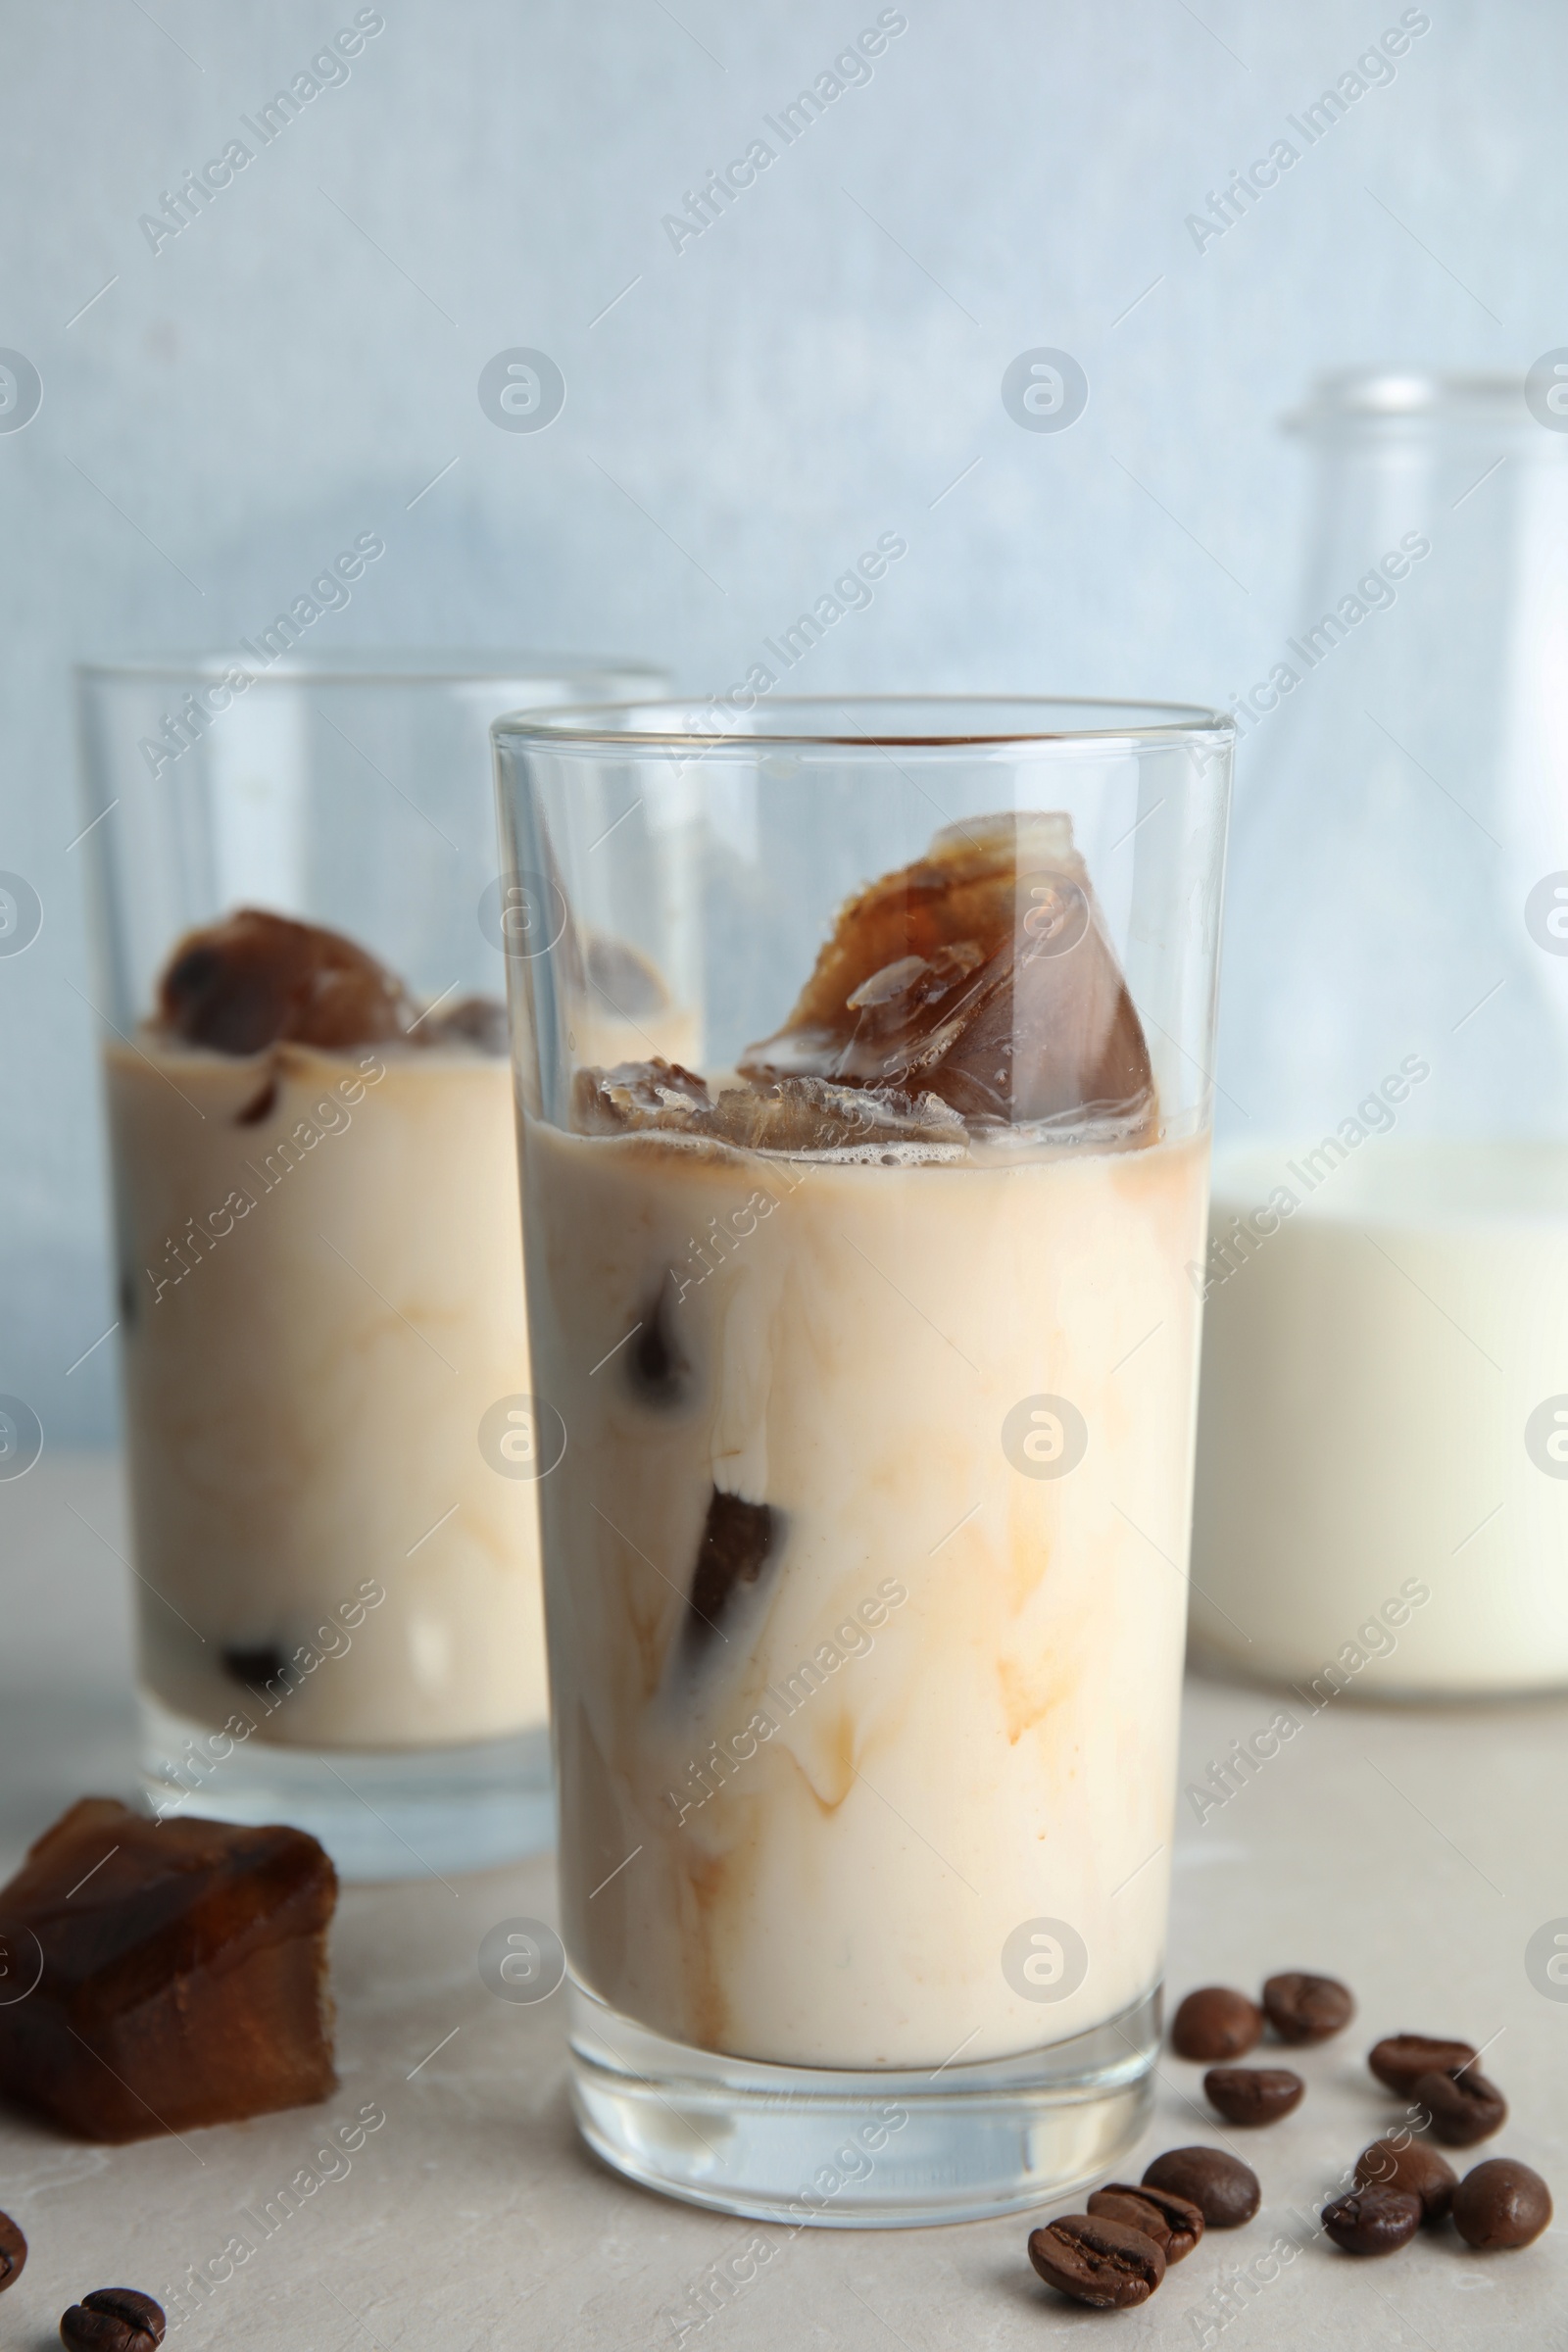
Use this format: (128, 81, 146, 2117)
(1, 0, 1559, 1437)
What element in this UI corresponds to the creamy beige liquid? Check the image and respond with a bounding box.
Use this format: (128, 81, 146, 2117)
(1192, 1138, 1568, 1694)
(525, 1116, 1209, 2067)
(109, 1034, 545, 1748)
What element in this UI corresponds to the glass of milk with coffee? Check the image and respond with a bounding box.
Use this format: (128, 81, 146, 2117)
(494, 694, 1233, 2223)
(76, 650, 662, 1875)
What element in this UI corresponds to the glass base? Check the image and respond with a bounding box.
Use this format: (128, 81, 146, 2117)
(568, 1979, 1158, 2228)
(139, 1693, 554, 1881)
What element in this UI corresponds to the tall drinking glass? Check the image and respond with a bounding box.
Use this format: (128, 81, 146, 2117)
(76, 651, 662, 1878)
(494, 696, 1233, 2223)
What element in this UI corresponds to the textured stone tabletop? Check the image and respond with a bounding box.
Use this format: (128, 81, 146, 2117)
(2, 1453, 1564, 2349)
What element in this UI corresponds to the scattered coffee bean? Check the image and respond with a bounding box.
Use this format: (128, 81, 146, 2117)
(1088, 2181, 1203, 2262)
(1367, 2033, 1476, 2097)
(1262, 1971, 1354, 2045)
(0, 2209, 24, 2289)
(59, 2288, 166, 2351)
(1171, 1985, 1262, 2062)
(1027, 2214, 1166, 2309)
(1414, 2067, 1507, 2148)
(1086, 2189, 1171, 2254)
(1451, 2158, 1552, 2250)
(1354, 2137, 1459, 2226)
(1203, 2066, 1303, 2127)
(1321, 2185, 1422, 2256)
(1143, 2145, 1260, 2228)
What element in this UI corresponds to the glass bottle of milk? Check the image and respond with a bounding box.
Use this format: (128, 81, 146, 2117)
(1194, 368, 1568, 1697)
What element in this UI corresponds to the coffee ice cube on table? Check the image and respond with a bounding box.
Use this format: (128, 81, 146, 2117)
(0, 1798, 336, 2142)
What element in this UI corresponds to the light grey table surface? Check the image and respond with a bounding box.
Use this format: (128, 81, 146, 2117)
(1, 1453, 1564, 2350)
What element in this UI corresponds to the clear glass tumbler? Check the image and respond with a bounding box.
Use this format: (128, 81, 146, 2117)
(76, 650, 662, 1878)
(494, 695, 1233, 2224)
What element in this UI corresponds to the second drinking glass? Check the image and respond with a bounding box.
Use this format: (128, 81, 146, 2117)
(494, 695, 1233, 2223)
(77, 650, 662, 1877)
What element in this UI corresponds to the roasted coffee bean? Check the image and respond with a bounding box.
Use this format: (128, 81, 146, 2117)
(1367, 2033, 1476, 2097)
(59, 2287, 166, 2350)
(1321, 2186, 1422, 2255)
(1171, 1985, 1262, 2062)
(1085, 2188, 1173, 2254)
(0, 2209, 24, 2289)
(1262, 1970, 1353, 2044)
(1414, 2067, 1507, 2148)
(1088, 2181, 1203, 2262)
(1451, 2158, 1553, 2251)
(1203, 2066, 1303, 2127)
(1027, 2214, 1165, 2309)
(1143, 2145, 1260, 2228)
(1354, 2136, 1459, 2226)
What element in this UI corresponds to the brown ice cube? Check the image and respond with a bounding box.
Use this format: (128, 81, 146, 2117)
(416, 993, 510, 1054)
(574, 1058, 717, 1135)
(687, 1489, 779, 1643)
(741, 813, 1154, 1129)
(158, 906, 415, 1054)
(573, 1060, 967, 1157)
(0, 1797, 336, 2143)
(583, 932, 673, 1019)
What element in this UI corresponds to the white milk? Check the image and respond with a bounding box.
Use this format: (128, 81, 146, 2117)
(1192, 1136, 1568, 1694)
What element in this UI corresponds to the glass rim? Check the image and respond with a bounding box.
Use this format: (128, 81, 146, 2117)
(492, 693, 1233, 754)
(1284, 368, 1538, 432)
(74, 649, 665, 689)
